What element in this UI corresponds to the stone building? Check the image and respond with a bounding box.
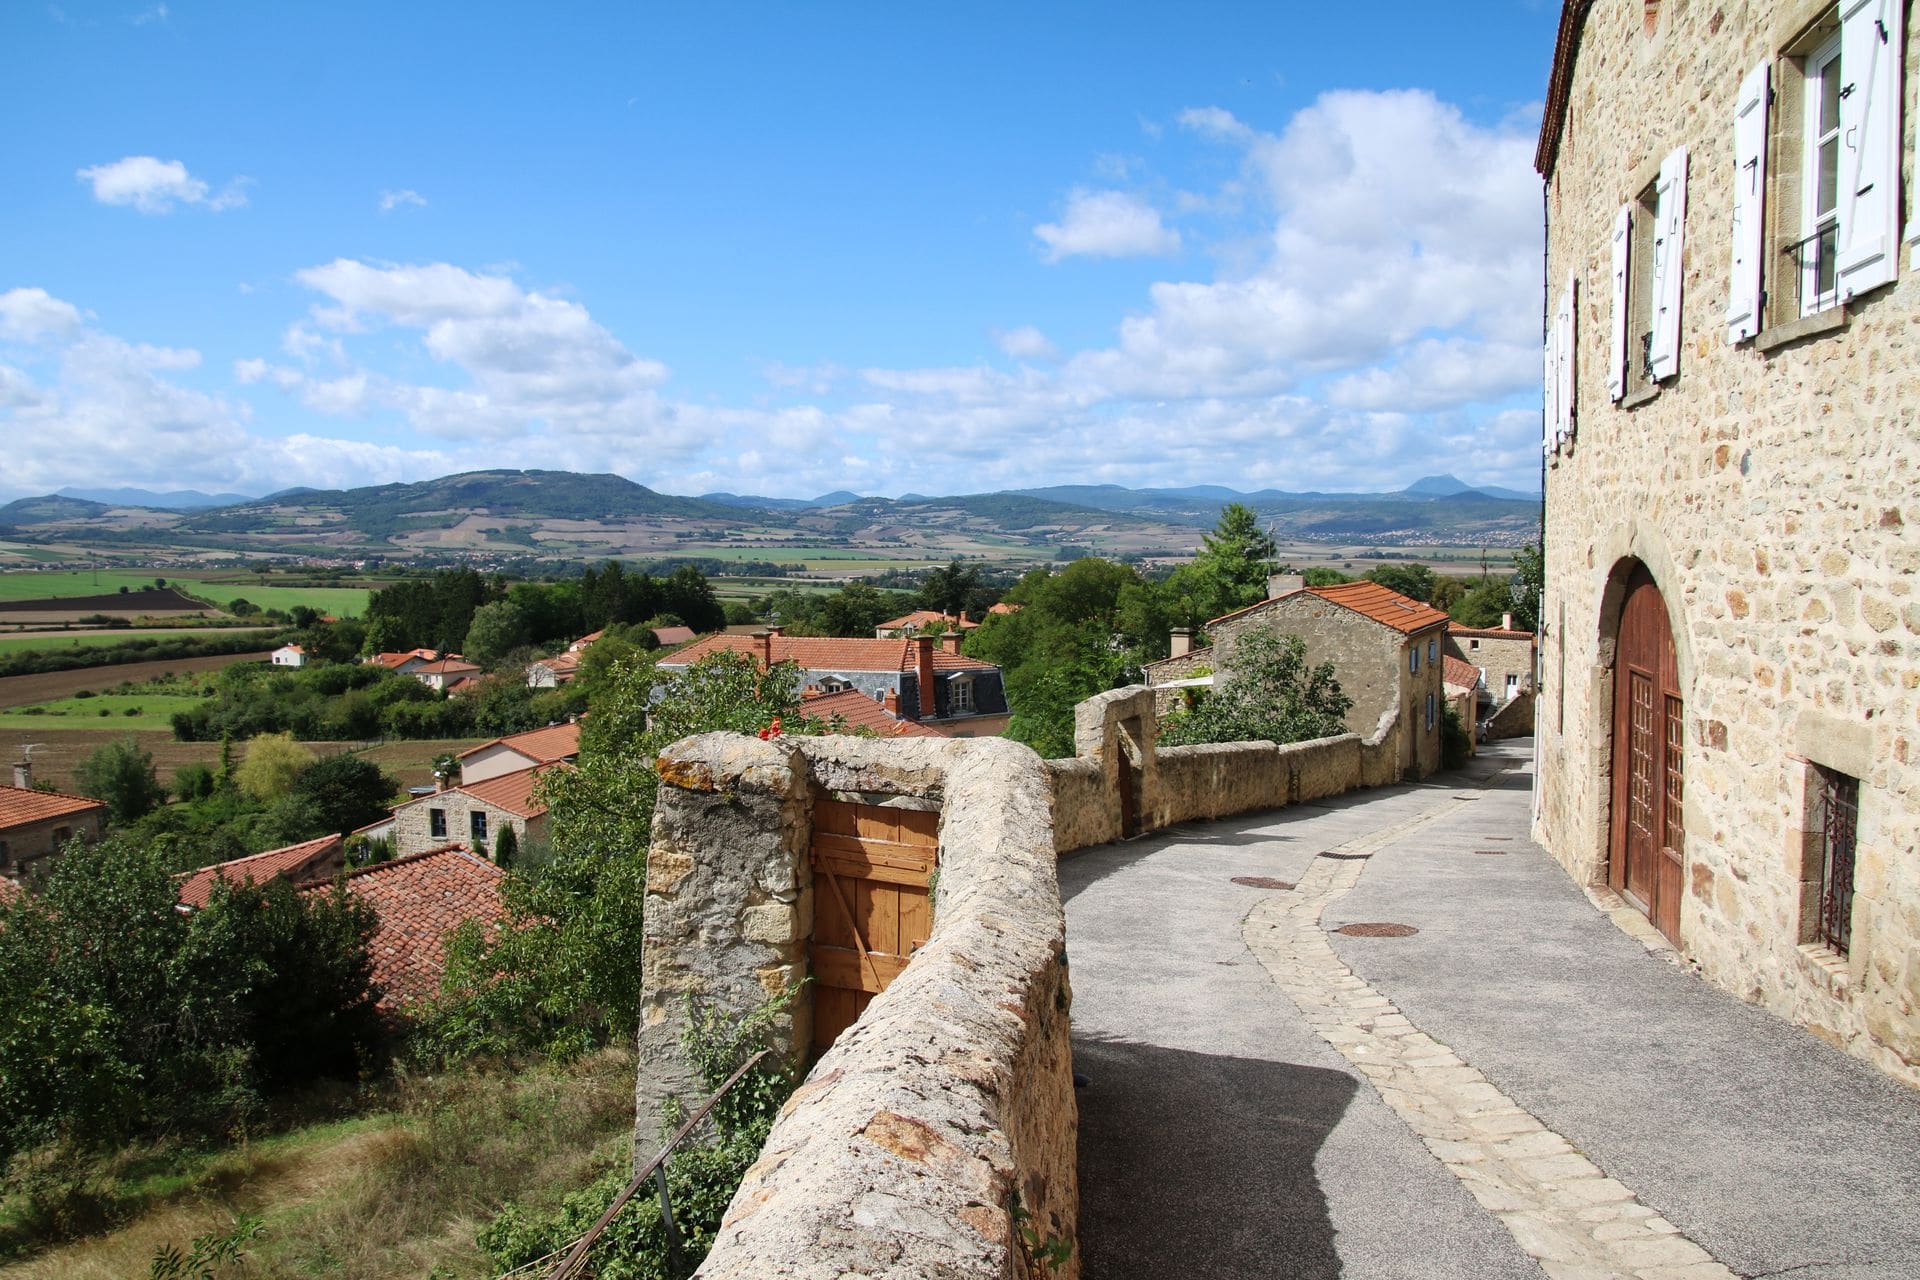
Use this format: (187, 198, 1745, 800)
(1163, 578, 1450, 780)
(390, 763, 552, 859)
(0, 764, 107, 881)
(457, 720, 581, 785)
(1445, 619, 1536, 710)
(1534, 0, 1919, 1082)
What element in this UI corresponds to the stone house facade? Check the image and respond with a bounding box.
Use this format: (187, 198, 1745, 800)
(1445, 621, 1537, 711)
(0, 771, 107, 880)
(391, 764, 552, 859)
(1535, 0, 1920, 1083)
(1197, 581, 1450, 780)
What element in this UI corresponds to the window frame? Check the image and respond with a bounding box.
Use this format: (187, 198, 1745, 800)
(1799, 32, 1845, 317)
(1805, 763, 1860, 954)
(949, 674, 975, 713)
(429, 807, 447, 839)
(471, 809, 489, 846)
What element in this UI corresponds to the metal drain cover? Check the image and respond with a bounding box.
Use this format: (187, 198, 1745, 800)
(1230, 875, 1296, 890)
(1334, 922, 1420, 938)
(1317, 851, 1372, 861)
(1474, 849, 1507, 856)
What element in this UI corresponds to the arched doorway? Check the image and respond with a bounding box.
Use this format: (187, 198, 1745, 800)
(1609, 564, 1684, 943)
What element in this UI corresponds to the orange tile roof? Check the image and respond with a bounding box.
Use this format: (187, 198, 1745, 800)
(370, 648, 441, 669)
(0, 784, 106, 831)
(456, 721, 581, 765)
(316, 845, 506, 1009)
(799, 688, 944, 738)
(415, 658, 482, 675)
(567, 629, 606, 652)
(1448, 623, 1536, 641)
(987, 602, 1020, 615)
(1442, 655, 1482, 692)
(177, 834, 343, 910)
(650, 625, 696, 647)
(393, 763, 560, 821)
(1209, 582, 1451, 635)
(876, 610, 978, 632)
(661, 633, 995, 674)
(533, 651, 583, 673)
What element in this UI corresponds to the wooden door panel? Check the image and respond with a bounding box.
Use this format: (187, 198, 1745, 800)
(1610, 567, 1684, 946)
(809, 800, 938, 1053)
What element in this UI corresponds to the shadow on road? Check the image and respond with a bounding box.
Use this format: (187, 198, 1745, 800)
(1073, 1034, 1355, 1280)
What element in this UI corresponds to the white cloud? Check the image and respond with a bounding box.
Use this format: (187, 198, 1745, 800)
(993, 326, 1059, 362)
(232, 357, 269, 384)
(379, 188, 427, 213)
(1034, 189, 1181, 262)
(75, 156, 248, 213)
(0, 288, 84, 342)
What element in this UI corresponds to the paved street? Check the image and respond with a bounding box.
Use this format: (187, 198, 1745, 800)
(1063, 739, 1920, 1280)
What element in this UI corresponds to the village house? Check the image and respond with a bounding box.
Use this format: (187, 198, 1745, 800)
(1146, 576, 1451, 780)
(457, 720, 581, 785)
(798, 686, 945, 739)
(0, 762, 107, 881)
(175, 834, 345, 910)
(1534, 0, 1920, 1081)
(525, 651, 581, 688)
(366, 648, 441, 675)
(873, 610, 979, 638)
(304, 845, 506, 1010)
(658, 629, 1010, 737)
(390, 763, 553, 859)
(1441, 654, 1483, 754)
(411, 656, 482, 693)
(270, 643, 307, 668)
(1445, 616, 1538, 738)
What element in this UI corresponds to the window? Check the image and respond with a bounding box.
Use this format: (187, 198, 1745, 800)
(0, 839, 9, 869)
(950, 675, 974, 713)
(1469, 637, 1480, 651)
(1424, 693, 1436, 732)
(430, 807, 447, 838)
(1800, 34, 1845, 314)
(53, 826, 70, 845)
(471, 810, 488, 845)
(1505, 674, 1520, 700)
(1427, 638, 1437, 664)
(1409, 648, 1419, 675)
(1807, 765, 1860, 954)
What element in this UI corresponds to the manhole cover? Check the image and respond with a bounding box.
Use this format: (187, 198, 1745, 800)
(1474, 849, 1507, 856)
(1317, 851, 1372, 861)
(1230, 875, 1295, 890)
(1334, 922, 1420, 938)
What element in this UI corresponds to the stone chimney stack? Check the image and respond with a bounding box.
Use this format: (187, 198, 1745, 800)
(1501, 612, 1514, 632)
(11, 761, 29, 790)
(958, 610, 969, 625)
(434, 768, 451, 794)
(1268, 572, 1305, 599)
(1170, 627, 1194, 658)
(941, 630, 962, 656)
(914, 635, 937, 719)
(755, 630, 774, 671)
(883, 689, 900, 716)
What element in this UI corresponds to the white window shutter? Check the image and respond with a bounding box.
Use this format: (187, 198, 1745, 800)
(1836, 0, 1902, 298)
(1648, 147, 1688, 381)
(1543, 303, 1559, 454)
(1556, 273, 1577, 442)
(1610, 205, 1632, 398)
(1726, 62, 1769, 343)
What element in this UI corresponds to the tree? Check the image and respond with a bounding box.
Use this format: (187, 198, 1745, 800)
(286, 752, 396, 837)
(75, 734, 167, 825)
(1161, 632, 1352, 748)
(492, 824, 519, 867)
(232, 732, 316, 803)
(1363, 563, 1436, 603)
(1162, 503, 1278, 628)
(465, 600, 533, 666)
(918, 560, 980, 617)
(228, 597, 260, 617)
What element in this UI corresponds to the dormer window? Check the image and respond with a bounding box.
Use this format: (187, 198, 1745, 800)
(949, 674, 975, 713)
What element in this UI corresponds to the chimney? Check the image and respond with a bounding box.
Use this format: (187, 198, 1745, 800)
(941, 630, 962, 656)
(958, 610, 969, 625)
(1170, 627, 1194, 658)
(434, 768, 451, 794)
(883, 689, 900, 716)
(754, 629, 773, 671)
(1268, 572, 1304, 599)
(766, 625, 784, 638)
(914, 635, 936, 719)
(11, 761, 28, 790)
(1501, 612, 1514, 632)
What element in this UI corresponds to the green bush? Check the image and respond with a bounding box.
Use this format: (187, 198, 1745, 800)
(1440, 704, 1472, 770)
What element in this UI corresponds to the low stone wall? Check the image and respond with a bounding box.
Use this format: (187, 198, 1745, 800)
(644, 734, 1077, 1280)
(1482, 691, 1535, 740)
(1048, 684, 1400, 854)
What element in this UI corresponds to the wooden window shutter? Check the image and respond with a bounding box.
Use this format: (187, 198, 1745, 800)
(1726, 62, 1769, 343)
(1610, 205, 1632, 399)
(1835, 0, 1902, 298)
(1556, 272, 1577, 443)
(1543, 297, 1560, 454)
(1648, 147, 1688, 381)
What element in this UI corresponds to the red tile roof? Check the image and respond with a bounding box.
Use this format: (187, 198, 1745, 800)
(799, 688, 944, 738)
(318, 845, 507, 1009)
(661, 633, 995, 674)
(394, 763, 559, 821)
(456, 721, 581, 765)
(1209, 582, 1451, 635)
(415, 658, 482, 676)
(177, 834, 343, 910)
(650, 625, 696, 647)
(532, 651, 583, 674)
(369, 648, 442, 669)
(567, 629, 606, 652)
(876, 610, 978, 632)
(987, 602, 1020, 615)
(1442, 655, 1482, 692)
(0, 784, 106, 832)
(1448, 623, 1536, 641)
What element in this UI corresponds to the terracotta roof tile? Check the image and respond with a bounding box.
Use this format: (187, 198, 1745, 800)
(799, 688, 944, 738)
(0, 784, 106, 831)
(316, 845, 507, 1009)
(1448, 623, 1536, 641)
(1442, 655, 1482, 692)
(1209, 582, 1450, 635)
(177, 834, 344, 910)
(876, 610, 978, 632)
(456, 721, 581, 764)
(650, 625, 696, 647)
(660, 633, 995, 674)
(414, 658, 482, 675)
(397, 763, 558, 821)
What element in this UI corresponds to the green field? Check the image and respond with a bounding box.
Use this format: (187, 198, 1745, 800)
(0, 570, 371, 616)
(0, 690, 207, 733)
(0, 627, 272, 656)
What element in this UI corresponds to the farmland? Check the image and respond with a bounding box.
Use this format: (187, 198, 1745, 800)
(0, 726, 472, 794)
(0, 650, 273, 709)
(0, 570, 373, 617)
(0, 626, 274, 656)
(0, 687, 210, 734)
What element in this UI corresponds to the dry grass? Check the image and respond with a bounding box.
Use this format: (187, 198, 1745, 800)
(0, 1050, 637, 1280)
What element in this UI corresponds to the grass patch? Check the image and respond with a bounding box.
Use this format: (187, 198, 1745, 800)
(0, 692, 205, 733)
(0, 630, 266, 657)
(0, 1050, 638, 1280)
(0, 573, 370, 619)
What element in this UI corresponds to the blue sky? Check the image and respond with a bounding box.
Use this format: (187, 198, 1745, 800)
(2, 2, 1561, 502)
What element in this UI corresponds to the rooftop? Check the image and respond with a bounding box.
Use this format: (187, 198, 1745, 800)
(456, 720, 581, 764)
(801, 687, 944, 738)
(0, 783, 107, 831)
(177, 834, 343, 910)
(1209, 581, 1452, 635)
(661, 633, 996, 675)
(315, 845, 506, 1009)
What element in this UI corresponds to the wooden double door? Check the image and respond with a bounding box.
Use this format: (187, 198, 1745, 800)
(1609, 567, 1684, 944)
(808, 799, 938, 1054)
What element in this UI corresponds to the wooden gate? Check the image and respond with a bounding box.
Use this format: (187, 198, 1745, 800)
(808, 798, 938, 1054)
(1609, 566, 1684, 944)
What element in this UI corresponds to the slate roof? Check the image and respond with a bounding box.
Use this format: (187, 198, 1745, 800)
(800, 688, 944, 738)
(660, 633, 995, 674)
(1209, 582, 1451, 636)
(456, 721, 581, 765)
(315, 845, 506, 1009)
(0, 784, 106, 832)
(177, 834, 343, 910)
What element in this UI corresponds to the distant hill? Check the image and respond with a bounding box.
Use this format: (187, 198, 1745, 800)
(56, 486, 255, 510)
(1403, 474, 1539, 503)
(699, 489, 865, 511)
(0, 494, 112, 524)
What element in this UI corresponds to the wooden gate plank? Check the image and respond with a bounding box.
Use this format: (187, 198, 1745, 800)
(807, 798, 938, 1053)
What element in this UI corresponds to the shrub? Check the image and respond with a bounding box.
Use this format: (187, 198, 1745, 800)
(74, 735, 167, 825)
(1441, 704, 1472, 770)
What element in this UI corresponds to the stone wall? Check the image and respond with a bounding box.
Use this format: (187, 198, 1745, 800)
(1538, 0, 1920, 1084)
(1482, 690, 1536, 741)
(643, 734, 1078, 1280)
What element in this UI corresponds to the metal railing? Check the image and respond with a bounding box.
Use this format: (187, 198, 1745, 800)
(495, 1048, 774, 1280)
(1781, 225, 1839, 315)
(1817, 769, 1858, 955)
